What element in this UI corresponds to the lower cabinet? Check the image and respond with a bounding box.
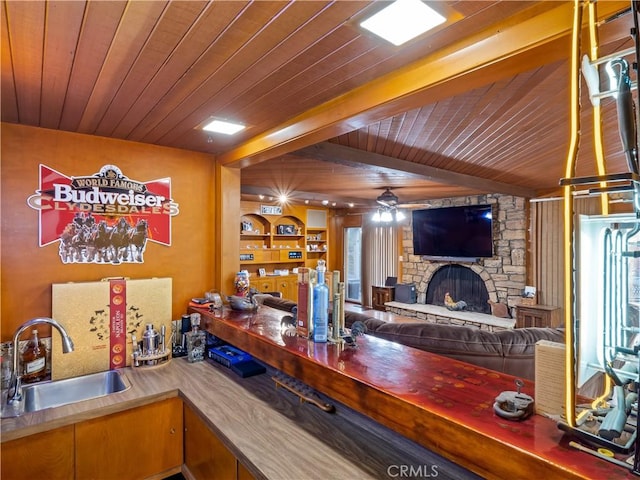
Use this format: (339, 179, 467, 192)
(2, 398, 254, 480)
(1, 398, 183, 480)
(76, 397, 183, 479)
(254, 274, 298, 302)
(184, 404, 254, 480)
(1, 424, 74, 479)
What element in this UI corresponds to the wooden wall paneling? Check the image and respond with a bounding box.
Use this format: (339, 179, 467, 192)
(216, 163, 241, 296)
(40, 1, 86, 130)
(77, 1, 168, 134)
(0, 124, 216, 340)
(530, 196, 603, 318)
(4, 0, 45, 126)
(85, 1, 210, 136)
(532, 199, 563, 310)
(138, 1, 289, 146)
(0, 2, 18, 122)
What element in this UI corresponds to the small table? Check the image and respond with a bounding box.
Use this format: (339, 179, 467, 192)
(371, 285, 394, 311)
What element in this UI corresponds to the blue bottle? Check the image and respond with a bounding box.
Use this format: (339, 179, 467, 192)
(312, 260, 329, 343)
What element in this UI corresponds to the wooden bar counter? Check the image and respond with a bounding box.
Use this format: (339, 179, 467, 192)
(195, 305, 636, 480)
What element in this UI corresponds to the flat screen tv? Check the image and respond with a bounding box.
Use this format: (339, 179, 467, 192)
(412, 204, 494, 259)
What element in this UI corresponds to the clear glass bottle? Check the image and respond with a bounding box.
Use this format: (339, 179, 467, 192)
(21, 330, 46, 384)
(186, 313, 206, 363)
(312, 260, 329, 343)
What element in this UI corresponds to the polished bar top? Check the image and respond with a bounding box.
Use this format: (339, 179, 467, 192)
(195, 305, 636, 480)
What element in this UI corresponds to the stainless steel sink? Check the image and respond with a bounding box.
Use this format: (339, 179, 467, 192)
(21, 370, 130, 413)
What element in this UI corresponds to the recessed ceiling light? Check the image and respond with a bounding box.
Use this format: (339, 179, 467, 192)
(360, 0, 446, 46)
(202, 119, 245, 135)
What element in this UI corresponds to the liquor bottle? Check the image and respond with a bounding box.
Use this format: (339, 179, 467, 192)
(296, 268, 310, 338)
(186, 313, 206, 363)
(21, 330, 46, 383)
(312, 260, 329, 343)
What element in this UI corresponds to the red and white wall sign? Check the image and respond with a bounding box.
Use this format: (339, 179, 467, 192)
(27, 164, 179, 264)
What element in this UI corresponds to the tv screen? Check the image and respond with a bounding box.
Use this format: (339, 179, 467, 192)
(412, 205, 494, 259)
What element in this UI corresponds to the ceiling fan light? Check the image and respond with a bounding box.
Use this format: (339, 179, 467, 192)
(395, 210, 406, 221)
(372, 210, 382, 222)
(381, 210, 393, 222)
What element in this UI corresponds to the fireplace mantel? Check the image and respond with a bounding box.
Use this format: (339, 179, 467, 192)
(385, 301, 515, 331)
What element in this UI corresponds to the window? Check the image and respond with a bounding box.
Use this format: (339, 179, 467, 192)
(344, 227, 362, 302)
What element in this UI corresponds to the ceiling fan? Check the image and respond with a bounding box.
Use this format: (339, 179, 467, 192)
(372, 187, 430, 223)
(375, 187, 400, 208)
(375, 187, 431, 209)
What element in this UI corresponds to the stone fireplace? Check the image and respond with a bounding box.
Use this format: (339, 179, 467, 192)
(401, 194, 527, 316)
(425, 264, 490, 314)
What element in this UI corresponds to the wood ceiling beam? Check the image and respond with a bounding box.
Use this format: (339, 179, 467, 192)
(217, 1, 628, 169)
(297, 142, 536, 198)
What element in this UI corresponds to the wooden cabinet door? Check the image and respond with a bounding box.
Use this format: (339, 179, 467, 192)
(75, 397, 183, 480)
(254, 277, 276, 294)
(1, 425, 74, 480)
(275, 276, 297, 302)
(184, 404, 238, 480)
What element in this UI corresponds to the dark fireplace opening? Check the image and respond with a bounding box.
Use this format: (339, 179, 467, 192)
(425, 265, 490, 314)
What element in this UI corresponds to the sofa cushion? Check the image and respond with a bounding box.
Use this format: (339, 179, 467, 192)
(374, 322, 504, 357)
(261, 296, 297, 313)
(496, 327, 564, 357)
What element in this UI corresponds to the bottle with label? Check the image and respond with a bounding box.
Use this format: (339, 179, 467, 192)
(312, 260, 329, 343)
(186, 313, 206, 363)
(234, 271, 250, 297)
(21, 330, 46, 384)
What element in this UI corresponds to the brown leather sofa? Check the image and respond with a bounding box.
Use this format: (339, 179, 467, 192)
(261, 296, 564, 381)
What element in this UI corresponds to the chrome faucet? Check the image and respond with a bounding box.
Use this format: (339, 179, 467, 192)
(6, 317, 74, 407)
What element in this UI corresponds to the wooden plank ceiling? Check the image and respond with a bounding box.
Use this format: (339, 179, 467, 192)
(1, 1, 635, 208)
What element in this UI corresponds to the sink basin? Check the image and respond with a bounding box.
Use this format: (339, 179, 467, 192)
(21, 370, 130, 413)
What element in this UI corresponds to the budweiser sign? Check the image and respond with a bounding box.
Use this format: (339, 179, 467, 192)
(28, 164, 179, 264)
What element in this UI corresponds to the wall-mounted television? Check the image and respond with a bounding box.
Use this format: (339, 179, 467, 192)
(411, 204, 494, 259)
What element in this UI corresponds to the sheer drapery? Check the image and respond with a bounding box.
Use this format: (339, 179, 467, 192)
(361, 219, 398, 308)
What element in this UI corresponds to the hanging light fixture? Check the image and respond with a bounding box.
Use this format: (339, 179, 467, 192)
(372, 206, 405, 223)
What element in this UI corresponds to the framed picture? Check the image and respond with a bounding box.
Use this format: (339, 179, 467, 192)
(258, 268, 266, 277)
(241, 219, 253, 232)
(261, 205, 282, 215)
(277, 224, 296, 235)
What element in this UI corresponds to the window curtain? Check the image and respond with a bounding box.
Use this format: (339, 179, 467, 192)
(361, 219, 398, 308)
